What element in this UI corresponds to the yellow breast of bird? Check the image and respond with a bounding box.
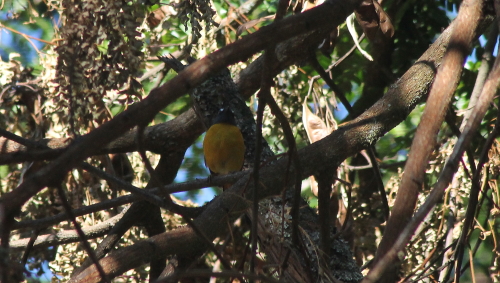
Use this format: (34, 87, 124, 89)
(203, 123, 245, 175)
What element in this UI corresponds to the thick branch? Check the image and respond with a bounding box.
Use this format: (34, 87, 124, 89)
(374, 1, 486, 281)
(364, 13, 500, 283)
(13, 171, 246, 231)
(68, 12, 482, 282)
(11, 210, 126, 250)
(0, 0, 359, 218)
(0, 0, 357, 166)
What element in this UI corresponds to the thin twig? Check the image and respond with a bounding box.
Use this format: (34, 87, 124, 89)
(310, 56, 389, 221)
(13, 171, 248, 231)
(453, 104, 500, 282)
(460, 23, 499, 132)
(317, 172, 334, 253)
(56, 185, 110, 283)
(250, 0, 295, 275)
(366, 146, 389, 221)
(0, 23, 56, 45)
(370, 1, 485, 280)
(309, 56, 354, 114)
(251, 85, 266, 275)
(363, 1, 496, 279)
(327, 33, 366, 72)
(82, 163, 166, 207)
(136, 124, 174, 207)
(20, 229, 41, 265)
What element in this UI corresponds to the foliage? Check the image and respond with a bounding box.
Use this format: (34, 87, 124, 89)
(1, 0, 500, 282)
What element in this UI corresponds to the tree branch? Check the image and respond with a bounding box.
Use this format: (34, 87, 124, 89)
(373, 1, 486, 281)
(0, 0, 360, 220)
(67, 10, 490, 281)
(11, 208, 127, 250)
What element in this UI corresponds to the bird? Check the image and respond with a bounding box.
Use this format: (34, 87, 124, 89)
(203, 109, 245, 190)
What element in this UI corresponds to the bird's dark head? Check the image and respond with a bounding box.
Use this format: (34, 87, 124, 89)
(213, 108, 236, 125)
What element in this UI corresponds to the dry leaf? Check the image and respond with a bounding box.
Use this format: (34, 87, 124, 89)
(302, 102, 331, 144)
(303, 101, 333, 197)
(354, 0, 394, 43)
(310, 175, 318, 196)
(147, 6, 174, 28)
(373, 0, 394, 38)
